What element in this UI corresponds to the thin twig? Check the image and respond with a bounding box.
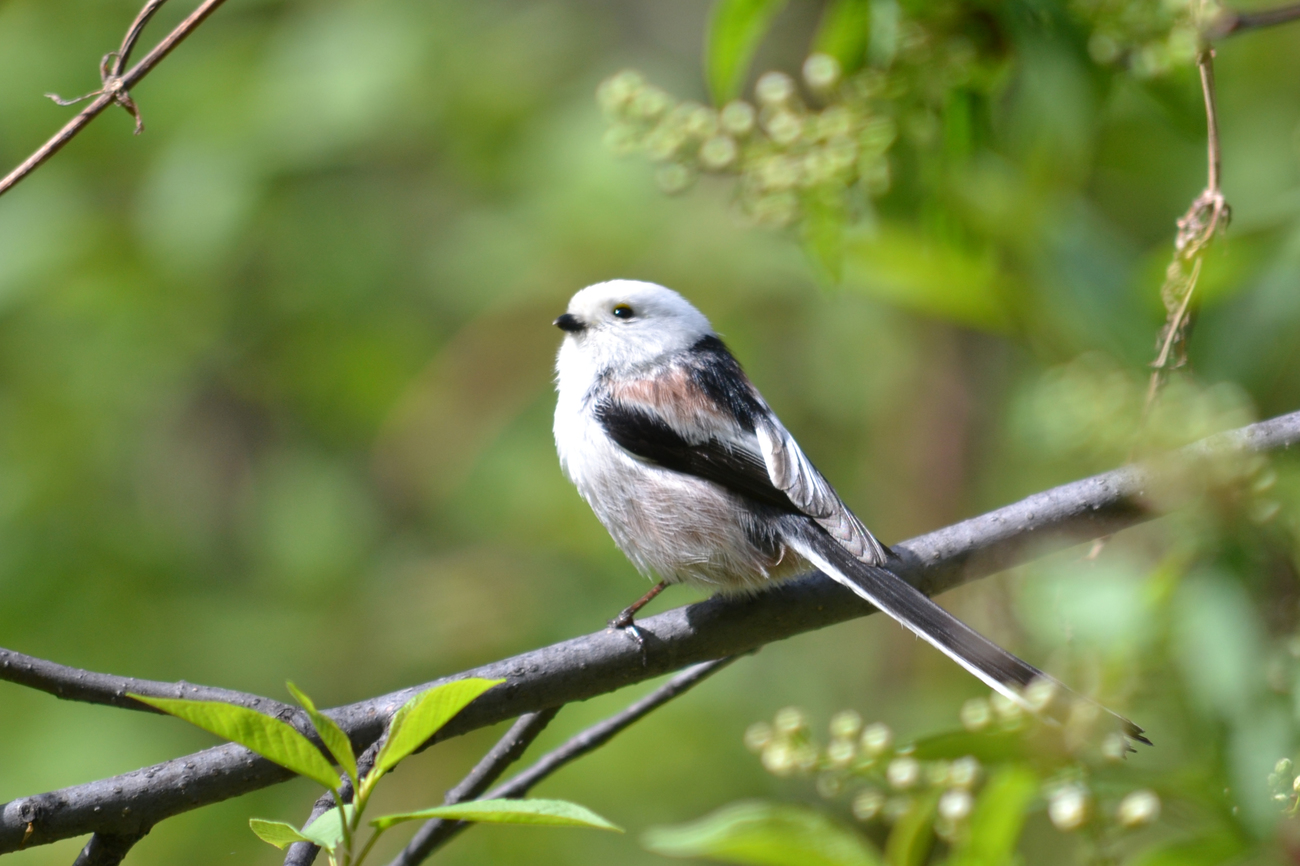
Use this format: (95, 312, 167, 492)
(3, 409, 1299, 855)
(1210, 1, 1300, 37)
(1141, 48, 1228, 423)
(0, 0, 229, 198)
(0, 646, 294, 719)
(387, 658, 736, 866)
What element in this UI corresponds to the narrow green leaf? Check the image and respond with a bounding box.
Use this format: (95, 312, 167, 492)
(370, 798, 623, 833)
(947, 766, 1038, 866)
(812, 0, 870, 73)
(910, 730, 1027, 763)
(884, 790, 939, 866)
(131, 694, 341, 791)
(643, 800, 880, 866)
(300, 804, 355, 854)
(1124, 832, 1247, 866)
(249, 819, 311, 851)
(287, 681, 358, 785)
(706, 0, 789, 104)
(376, 677, 503, 772)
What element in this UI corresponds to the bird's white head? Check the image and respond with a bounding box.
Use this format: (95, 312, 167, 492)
(554, 280, 714, 387)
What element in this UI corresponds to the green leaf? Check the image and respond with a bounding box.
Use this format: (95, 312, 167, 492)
(910, 730, 1028, 763)
(947, 766, 1037, 866)
(131, 694, 341, 791)
(643, 800, 880, 866)
(300, 804, 355, 854)
(1125, 832, 1247, 866)
(841, 226, 1011, 332)
(370, 798, 623, 832)
(812, 0, 870, 73)
(287, 681, 358, 785)
(705, 0, 789, 104)
(884, 790, 939, 866)
(375, 677, 503, 772)
(249, 819, 311, 851)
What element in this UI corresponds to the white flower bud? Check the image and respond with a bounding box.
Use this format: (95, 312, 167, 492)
(852, 788, 884, 821)
(1048, 786, 1089, 831)
(762, 741, 794, 776)
(765, 111, 803, 146)
(755, 71, 795, 105)
(720, 100, 756, 135)
(938, 788, 974, 822)
(887, 756, 920, 790)
(827, 738, 857, 768)
(1117, 790, 1160, 828)
(744, 721, 773, 753)
(830, 710, 863, 740)
(861, 722, 893, 756)
(960, 698, 991, 731)
(699, 135, 738, 170)
(949, 756, 980, 789)
(774, 706, 808, 736)
(802, 53, 841, 90)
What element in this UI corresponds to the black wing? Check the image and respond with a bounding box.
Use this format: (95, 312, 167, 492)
(594, 397, 799, 513)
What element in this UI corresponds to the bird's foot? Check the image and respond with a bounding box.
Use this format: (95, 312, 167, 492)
(608, 608, 647, 662)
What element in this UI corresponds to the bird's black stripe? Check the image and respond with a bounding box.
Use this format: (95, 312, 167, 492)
(594, 399, 798, 513)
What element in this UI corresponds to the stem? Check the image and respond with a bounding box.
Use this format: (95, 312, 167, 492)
(330, 789, 354, 863)
(353, 828, 387, 866)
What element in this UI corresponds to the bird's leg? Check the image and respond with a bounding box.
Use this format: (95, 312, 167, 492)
(609, 581, 668, 648)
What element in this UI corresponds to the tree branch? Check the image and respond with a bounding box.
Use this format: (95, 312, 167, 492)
(0, 0, 229, 198)
(1211, 2, 1300, 37)
(69, 830, 147, 866)
(0, 647, 293, 719)
(387, 657, 737, 866)
(3, 409, 1298, 855)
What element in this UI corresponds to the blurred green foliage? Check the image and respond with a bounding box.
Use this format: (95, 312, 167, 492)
(2, 0, 1300, 864)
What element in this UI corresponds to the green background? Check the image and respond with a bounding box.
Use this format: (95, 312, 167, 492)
(2, 0, 1300, 863)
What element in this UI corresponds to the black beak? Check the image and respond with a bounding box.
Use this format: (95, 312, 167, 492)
(554, 313, 585, 333)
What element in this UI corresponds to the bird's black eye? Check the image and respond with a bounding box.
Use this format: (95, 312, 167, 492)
(612, 304, 635, 320)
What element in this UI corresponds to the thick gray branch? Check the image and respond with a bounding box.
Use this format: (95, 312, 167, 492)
(3, 409, 1297, 854)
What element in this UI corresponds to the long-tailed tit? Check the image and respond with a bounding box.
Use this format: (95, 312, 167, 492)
(553, 279, 1146, 743)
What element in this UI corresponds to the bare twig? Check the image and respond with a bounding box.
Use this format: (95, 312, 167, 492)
(3, 409, 1299, 855)
(1210, 2, 1300, 37)
(387, 658, 736, 866)
(0, 647, 294, 719)
(1141, 48, 1229, 421)
(0, 0, 229, 198)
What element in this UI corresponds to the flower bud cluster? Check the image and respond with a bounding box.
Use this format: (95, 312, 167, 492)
(1267, 757, 1300, 814)
(744, 707, 986, 840)
(1071, 0, 1221, 77)
(746, 693, 1164, 846)
(597, 63, 896, 227)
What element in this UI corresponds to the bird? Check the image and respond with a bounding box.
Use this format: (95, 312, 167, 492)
(552, 279, 1147, 745)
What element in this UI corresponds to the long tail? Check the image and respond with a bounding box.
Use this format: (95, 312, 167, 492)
(784, 521, 1149, 746)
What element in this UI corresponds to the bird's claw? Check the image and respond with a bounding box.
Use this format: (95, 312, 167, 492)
(608, 614, 648, 663)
